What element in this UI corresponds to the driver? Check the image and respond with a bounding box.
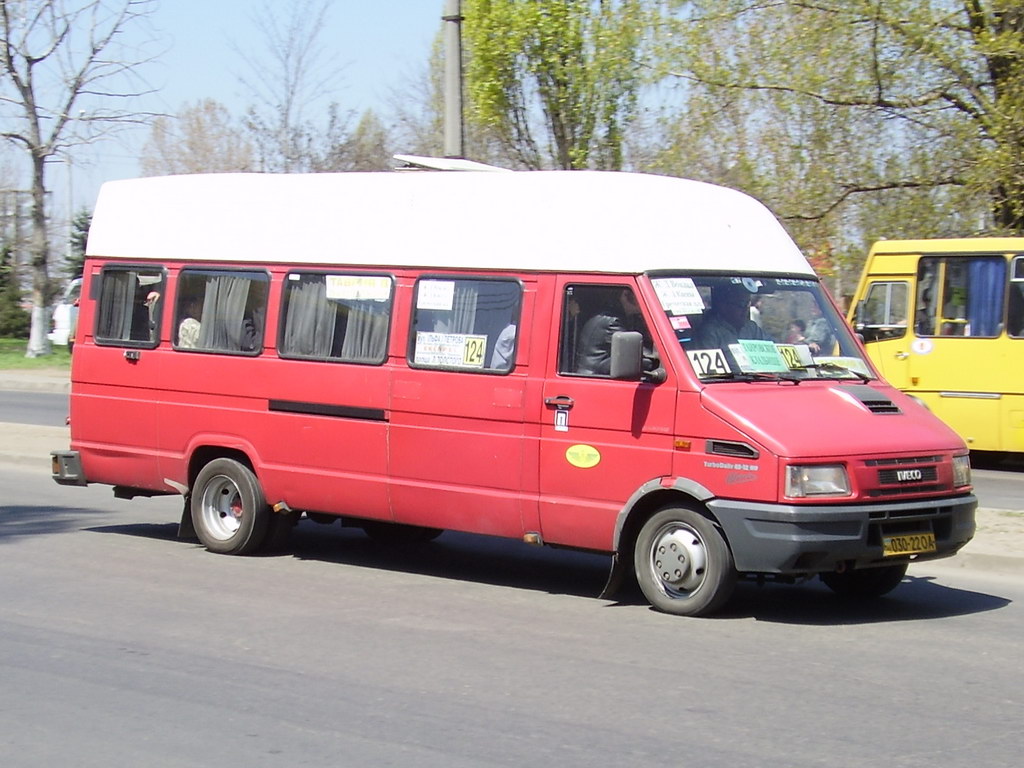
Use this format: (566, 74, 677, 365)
(691, 283, 768, 349)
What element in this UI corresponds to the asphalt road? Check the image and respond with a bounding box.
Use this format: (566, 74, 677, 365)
(0, 390, 68, 427)
(1, 464, 1021, 768)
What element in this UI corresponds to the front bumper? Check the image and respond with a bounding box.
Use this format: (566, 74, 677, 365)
(708, 494, 977, 574)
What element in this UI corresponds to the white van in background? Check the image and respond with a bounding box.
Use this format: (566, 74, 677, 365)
(48, 277, 83, 348)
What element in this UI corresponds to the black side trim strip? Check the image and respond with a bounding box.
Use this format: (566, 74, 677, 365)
(269, 399, 388, 422)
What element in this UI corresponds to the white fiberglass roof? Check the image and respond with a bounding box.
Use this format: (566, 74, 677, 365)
(86, 169, 813, 277)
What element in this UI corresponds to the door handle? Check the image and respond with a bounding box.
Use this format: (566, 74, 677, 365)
(895, 352, 909, 360)
(544, 395, 574, 409)
(124, 349, 141, 362)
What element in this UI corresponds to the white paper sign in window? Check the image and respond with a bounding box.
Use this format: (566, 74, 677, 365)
(652, 277, 705, 315)
(326, 275, 391, 302)
(417, 280, 456, 311)
(414, 332, 488, 368)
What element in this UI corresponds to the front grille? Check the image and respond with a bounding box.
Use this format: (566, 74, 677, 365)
(866, 456, 942, 466)
(878, 466, 938, 484)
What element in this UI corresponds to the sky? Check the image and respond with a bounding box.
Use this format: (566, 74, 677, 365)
(53, 0, 446, 216)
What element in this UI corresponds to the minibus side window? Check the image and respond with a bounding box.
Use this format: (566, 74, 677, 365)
(409, 277, 521, 373)
(279, 272, 392, 364)
(174, 269, 268, 354)
(916, 256, 1005, 337)
(94, 267, 165, 347)
(559, 284, 654, 376)
(1010, 256, 1024, 338)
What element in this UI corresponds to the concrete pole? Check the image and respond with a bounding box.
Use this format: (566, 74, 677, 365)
(443, 0, 464, 158)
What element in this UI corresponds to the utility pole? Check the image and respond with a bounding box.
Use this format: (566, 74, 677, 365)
(443, 0, 464, 158)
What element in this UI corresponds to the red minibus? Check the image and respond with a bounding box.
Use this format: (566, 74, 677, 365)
(52, 166, 976, 616)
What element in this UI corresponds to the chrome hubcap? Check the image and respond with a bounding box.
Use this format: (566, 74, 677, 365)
(199, 475, 244, 541)
(649, 523, 707, 597)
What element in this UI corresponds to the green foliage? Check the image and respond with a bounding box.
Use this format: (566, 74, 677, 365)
(645, 0, 1024, 291)
(0, 246, 30, 338)
(464, 0, 654, 169)
(66, 209, 90, 278)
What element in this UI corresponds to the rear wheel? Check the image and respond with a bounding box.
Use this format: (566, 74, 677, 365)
(633, 507, 736, 617)
(191, 458, 269, 555)
(821, 564, 908, 598)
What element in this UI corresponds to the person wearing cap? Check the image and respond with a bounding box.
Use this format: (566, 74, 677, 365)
(691, 283, 768, 349)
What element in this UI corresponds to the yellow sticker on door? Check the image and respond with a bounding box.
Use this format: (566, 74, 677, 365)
(565, 444, 601, 468)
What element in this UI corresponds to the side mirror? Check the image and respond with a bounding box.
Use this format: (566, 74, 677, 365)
(610, 331, 643, 380)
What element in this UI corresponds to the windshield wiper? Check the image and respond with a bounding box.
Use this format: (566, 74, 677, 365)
(701, 371, 803, 384)
(797, 362, 873, 381)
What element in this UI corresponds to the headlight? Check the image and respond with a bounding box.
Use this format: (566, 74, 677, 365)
(952, 454, 971, 487)
(785, 464, 851, 498)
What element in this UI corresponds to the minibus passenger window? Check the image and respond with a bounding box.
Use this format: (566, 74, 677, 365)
(560, 285, 654, 376)
(409, 278, 521, 372)
(175, 269, 268, 354)
(279, 272, 392, 364)
(95, 268, 165, 347)
(915, 256, 1005, 337)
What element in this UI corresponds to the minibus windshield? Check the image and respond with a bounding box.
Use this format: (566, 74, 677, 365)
(650, 274, 873, 382)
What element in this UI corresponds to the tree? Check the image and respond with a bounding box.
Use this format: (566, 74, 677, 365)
(463, 0, 655, 170)
(658, 1, 1024, 243)
(0, 0, 159, 356)
(140, 99, 255, 176)
(311, 109, 395, 172)
(0, 243, 29, 337)
(65, 208, 89, 278)
(236, 0, 351, 173)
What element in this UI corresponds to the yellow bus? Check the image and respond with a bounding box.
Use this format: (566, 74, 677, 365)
(849, 238, 1024, 453)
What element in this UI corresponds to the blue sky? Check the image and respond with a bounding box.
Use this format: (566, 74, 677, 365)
(62, 0, 444, 213)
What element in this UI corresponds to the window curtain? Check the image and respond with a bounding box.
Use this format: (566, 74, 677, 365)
(450, 283, 479, 334)
(283, 279, 336, 357)
(199, 276, 251, 350)
(341, 302, 388, 362)
(96, 272, 134, 340)
(967, 258, 1005, 336)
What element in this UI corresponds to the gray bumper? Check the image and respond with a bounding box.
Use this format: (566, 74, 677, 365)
(707, 494, 977, 574)
(51, 450, 87, 486)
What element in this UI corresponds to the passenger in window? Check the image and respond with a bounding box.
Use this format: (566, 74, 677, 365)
(576, 288, 648, 376)
(240, 311, 262, 352)
(804, 303, 835, 354)
(178, 295, 203, 348)
(785, 318, 807, 344)
(490, 322, 517, 370)
(691, 283, 767, 349)
(144, 292, 161, 340)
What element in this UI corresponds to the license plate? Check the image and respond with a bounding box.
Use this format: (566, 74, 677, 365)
(882, 533, 937, 557)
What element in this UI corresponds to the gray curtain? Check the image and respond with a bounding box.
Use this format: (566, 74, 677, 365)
(283, 279, 336, 357)
(199, 276, 250, 350)
(341, 303, 388, 362)
(96, 272, 135, 340)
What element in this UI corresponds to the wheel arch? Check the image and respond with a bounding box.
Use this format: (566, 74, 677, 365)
(599, 477, 723, 600)
(187, 445, 256, 492)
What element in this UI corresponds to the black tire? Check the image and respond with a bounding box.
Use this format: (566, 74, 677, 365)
(633, 506, 736, 617)
(361, 521, 444, 544)
(820, 563, 908, 598)
(191, 458, 269, 555)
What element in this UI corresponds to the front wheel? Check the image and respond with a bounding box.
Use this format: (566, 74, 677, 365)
(633, 507, 736, 617)
(191, 458, 269, 555)
(820, 563, 908, 598)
